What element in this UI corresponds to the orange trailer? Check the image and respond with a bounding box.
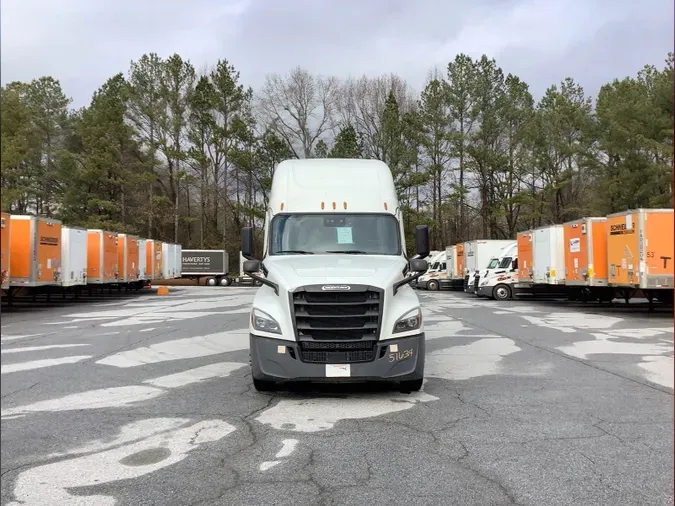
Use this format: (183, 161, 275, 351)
(145, 239, 164, 280)
(87, 230, 119, 283)
(456, 243, 465, 279)
(516, 230, 533, 284)
(563, 217, 608, 287)
(9, 215, 62, 287)
(154, 240, 163, 278)
(117, 234, 140, 282)
(1, 212, 10, 290)
(607, 209, 674, 293)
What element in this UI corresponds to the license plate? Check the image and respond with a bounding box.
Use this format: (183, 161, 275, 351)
(325, 364, 351, 378)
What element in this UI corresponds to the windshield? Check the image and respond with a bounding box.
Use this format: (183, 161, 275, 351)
(498, 256, 512, 268)
(487, 258, 499, 269)
(269, 213, 401, 255)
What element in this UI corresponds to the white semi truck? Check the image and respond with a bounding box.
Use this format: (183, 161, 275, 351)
(476, 242, 519, 300)
(241, 158, 430, 392)
(415, 251, 447, 290)
(464, 240, 515, 293)
(409, 250, 441, 288)
(469, 241, 516, 293)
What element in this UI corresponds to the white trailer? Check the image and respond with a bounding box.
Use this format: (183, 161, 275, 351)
(532, 226, 565, 285)
(61, 226, 88, 288)
(174, 244, 182, 278)
(162, 243, 174, 279)
(137, 239, 147, 281)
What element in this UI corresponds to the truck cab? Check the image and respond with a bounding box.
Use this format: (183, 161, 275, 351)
(476, 244, 519, 300)
(408, 250, 439, 288)
(241, 159, 430, 392)
(416, 252, 447, 291)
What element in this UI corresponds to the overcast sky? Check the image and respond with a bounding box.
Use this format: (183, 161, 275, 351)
(2, 0, 672, 109)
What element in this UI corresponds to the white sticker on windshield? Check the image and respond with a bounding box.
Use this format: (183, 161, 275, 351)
(336, 227, 353, 244)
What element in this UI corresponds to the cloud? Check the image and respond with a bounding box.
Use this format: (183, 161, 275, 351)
(1, 0, 671, 108)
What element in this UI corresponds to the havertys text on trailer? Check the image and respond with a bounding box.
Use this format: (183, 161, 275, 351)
(184, 257, 212, 263)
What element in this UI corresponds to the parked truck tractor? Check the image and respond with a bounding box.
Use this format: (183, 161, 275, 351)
(240, 158, 430, 392)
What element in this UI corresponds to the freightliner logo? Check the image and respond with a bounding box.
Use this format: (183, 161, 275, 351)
(321, 285, 351, 291)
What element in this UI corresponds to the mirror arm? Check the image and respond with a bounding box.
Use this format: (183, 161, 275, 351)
(247, 270, 279, 296)
(393, 270, 425, 296)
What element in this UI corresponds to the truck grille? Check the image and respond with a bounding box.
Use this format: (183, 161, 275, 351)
(298, 341, 375, 363)
(291, 287, 382, 340)
(474, 275, 480, 291)
(290, 285, 383, 363)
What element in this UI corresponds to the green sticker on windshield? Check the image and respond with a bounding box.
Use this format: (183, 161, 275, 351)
(336, 227, 353, 244)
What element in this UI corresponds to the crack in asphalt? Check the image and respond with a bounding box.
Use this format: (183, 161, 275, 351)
(0, 381, 41, 400)
(448, 311, 674, 395)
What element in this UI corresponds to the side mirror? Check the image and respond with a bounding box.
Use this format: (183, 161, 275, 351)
(410, 258, 428, 273)
(415, 225, 430, 258)
(242, 227, 254, 259)
(243, 259, 261, 274)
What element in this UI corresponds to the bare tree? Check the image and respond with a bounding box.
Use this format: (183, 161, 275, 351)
(337, 73, 417, 159)
(256, 66, 340, 158)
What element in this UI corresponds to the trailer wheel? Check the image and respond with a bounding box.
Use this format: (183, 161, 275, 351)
(220, 277, 231, 287)
(427, 280, 439, 291)
(492, 284, 512, 301)
(205, 277, 217, 286)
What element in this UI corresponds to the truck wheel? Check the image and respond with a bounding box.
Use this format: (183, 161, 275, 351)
(220, 277, 230, 287)
(399, 378, 424, 392)
(492, 284, 512, 301)
(206, 277, 217, 286)
(253, 378, 277, 392)
(427, 280, 439, 291)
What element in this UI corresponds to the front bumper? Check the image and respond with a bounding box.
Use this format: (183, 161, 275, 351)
(416, 280, 429, 289)
(476, 285, 491, 297)
(250, 333, 425, 383)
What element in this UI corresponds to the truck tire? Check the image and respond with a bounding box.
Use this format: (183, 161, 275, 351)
(220, 277, 231, 287)
(205, 277, 217, 286)
(253, 378, 277, 392)
(427, 280, 439, 291)
(492, 284, 512, 301)
(399, 378, 424, 392)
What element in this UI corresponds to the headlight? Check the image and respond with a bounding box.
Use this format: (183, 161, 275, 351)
(481, 279, 489, 286)
(251, 308, 281, 334)
(393, 308, 422, 334)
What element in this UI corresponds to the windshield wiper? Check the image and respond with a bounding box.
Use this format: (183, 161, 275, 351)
(276, 250, 314, 255)
(325, 250, 368, 254)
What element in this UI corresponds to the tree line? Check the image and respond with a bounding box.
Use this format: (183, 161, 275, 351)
(1, 52, 672, 262)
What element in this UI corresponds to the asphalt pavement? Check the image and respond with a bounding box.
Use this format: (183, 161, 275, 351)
(1, 286, 673, 506)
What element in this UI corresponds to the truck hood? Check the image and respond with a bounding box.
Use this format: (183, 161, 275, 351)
(262, 254, 407, 290)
